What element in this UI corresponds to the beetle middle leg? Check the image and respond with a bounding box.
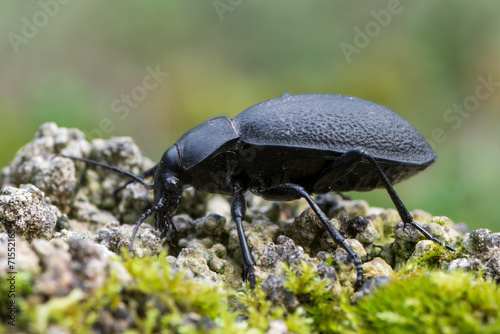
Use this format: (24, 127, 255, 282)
(231, 183, 256, 288)
(255, 184, 364, 287)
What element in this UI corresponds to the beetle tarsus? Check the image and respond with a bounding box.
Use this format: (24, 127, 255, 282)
(243, 265, 256, 289)
(408, 221, 456, 251)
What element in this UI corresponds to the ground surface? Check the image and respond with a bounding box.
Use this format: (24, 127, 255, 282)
(1, 123, 500, 333)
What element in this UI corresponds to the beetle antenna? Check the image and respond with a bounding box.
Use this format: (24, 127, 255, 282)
(128, 197, 165, 252)
(60, 154, 154, 189)
(114, 164, 158, 196)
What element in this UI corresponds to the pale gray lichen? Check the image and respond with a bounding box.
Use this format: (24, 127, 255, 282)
(1, 123, 88, 213)
(23, 237, 117, 297)
(0, 184, 61, 241)
(452, 229, 500, 281)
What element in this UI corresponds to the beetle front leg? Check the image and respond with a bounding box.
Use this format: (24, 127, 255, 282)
(257, 184, 364, 288)
(231, 184, 256, 288)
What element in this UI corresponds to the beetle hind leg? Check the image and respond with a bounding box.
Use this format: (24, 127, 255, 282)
(330, 148, 455, 251)
(362, 152, 455, 251)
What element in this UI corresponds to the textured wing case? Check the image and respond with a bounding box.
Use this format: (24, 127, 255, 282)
(232, 94, 436, 165)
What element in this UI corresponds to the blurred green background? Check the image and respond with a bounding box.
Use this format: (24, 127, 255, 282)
(1, 1, 499, 231)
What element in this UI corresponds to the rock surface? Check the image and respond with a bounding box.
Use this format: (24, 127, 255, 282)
(0, 123, 496, 332)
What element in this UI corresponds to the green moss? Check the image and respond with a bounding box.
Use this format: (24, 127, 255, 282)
(240, 262, 500, 334)
(5, 247, 500, 333)
(287, 268, 500, 333)
(351, 271, 500, 333)
(236, 285, 314, 333)
(0, 271, 33, 328)
(402, 241, 464, 275)
(283, 261, 333, 302)
(14, 250, 238, 333)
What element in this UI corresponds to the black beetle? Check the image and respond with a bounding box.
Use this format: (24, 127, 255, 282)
(65, 94, 454, 288)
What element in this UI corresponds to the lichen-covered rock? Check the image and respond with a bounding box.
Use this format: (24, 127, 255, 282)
(167, 242, 240, 288)
(0, 233, 40, 277)
(0, 184, 61, 241)
(286, 207, 378, 262)
(285, 208, 326, 255)
(315, 193, 370, 219)
(392, 221, 422, 269)
(258, 236, 311, 270)
(378, 243, 396, 267)
(409, 240, 441, 263)
(463, 228, 500, 254)
(173, 214, 197, 240)
(90, 137, 148, 174)
(337, 212, 378, 254)
(259, 240, 340, 311)
(362, 257, 393, 279)
(181, 188, 210, 219)
(262, 274, 300, 312)
(448, 257, 482, 271)
(334, 238, 367, 286)
(392, 217, 461, 269)
(81, 136, 155, 213)
(257, 236, 340, 293)
(370, 208, 401, 243)
(71, 200, 119, 232)
(54, 229, 95, 242)
(195, 213, 228, 243)
(95, 224, 162, 257)
(1, 123, 88, 213)
(454, 229, 500, 281)
(225, 215, 277, 269)
(115, 181, 153, 225)
(30, 238, 115, 296)
(169, 247, 219, 283)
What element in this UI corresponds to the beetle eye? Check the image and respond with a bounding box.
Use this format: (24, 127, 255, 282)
(165, 177, 179, 191)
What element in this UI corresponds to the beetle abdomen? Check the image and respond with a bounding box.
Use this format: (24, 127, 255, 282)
(233, 94, 436, 165)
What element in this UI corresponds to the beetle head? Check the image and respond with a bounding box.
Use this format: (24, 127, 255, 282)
(128, 146, 190, 252)
(152, 146, 188, 239)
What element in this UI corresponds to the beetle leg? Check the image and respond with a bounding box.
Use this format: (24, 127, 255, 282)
(346, 148, 456, 252)
(129, 197, 165, 253)
(231, 184, 256, 288)
(257, 184, 364, 288)
(168, 214, 179, 247)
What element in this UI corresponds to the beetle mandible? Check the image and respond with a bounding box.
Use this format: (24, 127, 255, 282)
(66, 94, 454, 288)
